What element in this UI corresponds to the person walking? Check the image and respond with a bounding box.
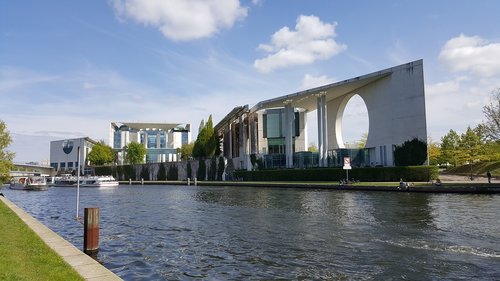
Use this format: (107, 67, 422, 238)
(486, 171, 492, 184)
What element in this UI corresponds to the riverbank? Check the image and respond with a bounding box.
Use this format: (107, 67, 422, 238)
(0, 196, 122, 281)
(118, 180, 500, 194)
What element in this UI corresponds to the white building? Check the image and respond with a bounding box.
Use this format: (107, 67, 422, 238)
(50, 137, 97, 174)
(109, 122, 191, 164)
(215, 60, 427, 169)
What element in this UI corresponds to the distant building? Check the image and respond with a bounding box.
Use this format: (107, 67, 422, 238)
(50, 137, 97, 175)
(109, 122, 191, 164)
(10, 163, 54, 177)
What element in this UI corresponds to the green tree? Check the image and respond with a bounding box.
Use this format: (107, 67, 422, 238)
(125, 142, 147, 164)
(87, 141, 115, 166)
(307, 143, 318, 152)
(393, 138, 427, 166)
(179, 143, 194, 160)
(0, 120, 15, 183)
(457, 126, 482, 165)
(482, 141, 500, 161)
(357, 132, 368, 148)
(440, 129, 461, 166)
(193, 115, 219, 159)
(427, 138, 441, 166)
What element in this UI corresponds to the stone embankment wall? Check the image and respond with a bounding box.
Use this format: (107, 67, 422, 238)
(93, 157, 232, 181)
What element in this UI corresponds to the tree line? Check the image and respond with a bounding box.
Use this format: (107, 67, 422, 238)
(429, 89, 500, 166)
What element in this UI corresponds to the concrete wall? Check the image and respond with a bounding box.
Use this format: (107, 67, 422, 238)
(326, 60, 427, 166)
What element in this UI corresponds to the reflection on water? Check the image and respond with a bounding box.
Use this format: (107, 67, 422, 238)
(2, 186, 499, 280)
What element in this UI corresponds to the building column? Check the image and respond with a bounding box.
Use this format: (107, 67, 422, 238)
(321, 93, 328, 167)
(242, 115, 250, 170)
(284, 102, 294, 168)
(228, 123, 232, 159)
(317, 95, 324, 167)
(250, 114, 257, 155)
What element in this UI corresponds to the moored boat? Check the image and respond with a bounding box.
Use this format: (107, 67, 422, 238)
(53, 175, 119, 188)
(10, 176, 48, 191)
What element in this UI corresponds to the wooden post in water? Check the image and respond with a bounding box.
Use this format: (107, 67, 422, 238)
(83, 207, 99, 257)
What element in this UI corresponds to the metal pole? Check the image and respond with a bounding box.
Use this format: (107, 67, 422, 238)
(76, 146, 81, 219)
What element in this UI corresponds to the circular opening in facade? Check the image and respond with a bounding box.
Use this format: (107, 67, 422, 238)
(340, 94, 369, 148)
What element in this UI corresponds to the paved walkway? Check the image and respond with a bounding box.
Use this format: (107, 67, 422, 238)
(0, 196, 122, 281)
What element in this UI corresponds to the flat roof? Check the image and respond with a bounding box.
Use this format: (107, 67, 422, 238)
(251, 60, 422, 112)
(111, 122, 190, 131)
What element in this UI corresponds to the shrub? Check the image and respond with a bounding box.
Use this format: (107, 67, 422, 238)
(157, 164, 167, 181)
(217, 156, 225, 181)
(234, 166, 438, 182)
(187, 162, 192, 180)
(167, 165, 178, 180)
(197, 159, 206, 180)
(141, 165, 149, 181)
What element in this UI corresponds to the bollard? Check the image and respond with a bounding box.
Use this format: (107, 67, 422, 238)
(187, 178, 190, 186)
(83, 207, 99, 257)
(141, 178, 144, 185)
(129, 178, 132, 185)
(194, 177, 197, 186)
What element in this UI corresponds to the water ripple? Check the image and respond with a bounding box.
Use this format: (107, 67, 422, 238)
(2, 185, 499, 280)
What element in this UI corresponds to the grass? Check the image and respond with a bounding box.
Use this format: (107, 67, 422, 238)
(0, 200, 84, 281)
(443, 160, 500, 176)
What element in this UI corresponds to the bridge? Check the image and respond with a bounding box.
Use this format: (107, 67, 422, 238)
(10, 163, 54, 177)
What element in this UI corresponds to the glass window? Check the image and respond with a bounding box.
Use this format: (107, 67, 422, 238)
(113, 131, 121, 149)
(68, 162, 73, 168)
(160, 133, 166, 148)
(140, 133, 145, 145)
(148, 134, 157, 148)
(266, 111, 282, 138)
(60, 162, 66, 168)
(182, 132, 188, 145)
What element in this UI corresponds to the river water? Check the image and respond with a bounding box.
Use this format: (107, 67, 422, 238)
(2, 185, 499, 280)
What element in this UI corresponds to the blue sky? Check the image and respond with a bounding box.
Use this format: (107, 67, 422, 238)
(1, 0, 500, 163)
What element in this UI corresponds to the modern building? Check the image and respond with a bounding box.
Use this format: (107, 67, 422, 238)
(215, 60, 427, 170)
(50, 137, 97, 175)
(109, 122, 191, 164)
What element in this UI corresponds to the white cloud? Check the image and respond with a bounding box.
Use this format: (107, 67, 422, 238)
(439, 34, 500, 77)
(254, 15, 346, 73)
(111, 0, 248, 41)
(83, 82, 97, 89)
(425, 78, 465, 96)
(300, 74, 335, 90)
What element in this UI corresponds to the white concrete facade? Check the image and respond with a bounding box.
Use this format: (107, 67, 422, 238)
(215, 60, 427, 169)
(109, 122, 191, 164)
(50, 137, 97, 174)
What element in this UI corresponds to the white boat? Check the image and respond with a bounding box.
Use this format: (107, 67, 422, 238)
(10, 176, 48, 191)
(53, 175, 119, 188)
(81, 176, 119, 187)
